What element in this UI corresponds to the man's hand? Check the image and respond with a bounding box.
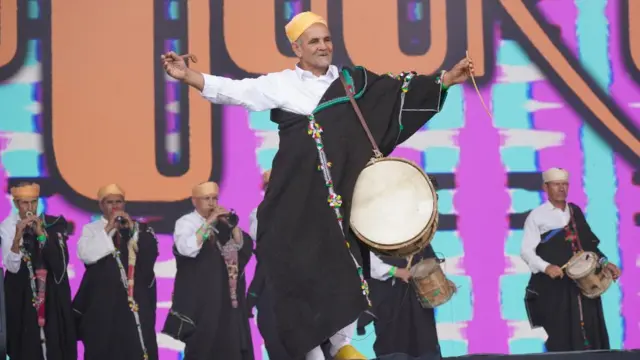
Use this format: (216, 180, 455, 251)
(105, 210, 133, 233)
(33, 216, 46, 237)
(442, 57, 474, 87)
(394, 268, 412, 283)
(544, 264, 564, 279)
(206, 206, 229, 226)
(160, 52, 204, 91)
(605, 263, 621, 280)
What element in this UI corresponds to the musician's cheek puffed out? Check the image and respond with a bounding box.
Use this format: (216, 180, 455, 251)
(161, 10, 472, 360)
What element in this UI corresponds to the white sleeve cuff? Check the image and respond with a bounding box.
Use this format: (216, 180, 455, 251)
(5, 250, 23, 274)
(370, 253, 394, 281)
(200, 74, 221, 99)
(78, 228, 116, 265)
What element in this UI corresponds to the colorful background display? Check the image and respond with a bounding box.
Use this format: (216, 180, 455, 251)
(0, 0, 638, 359)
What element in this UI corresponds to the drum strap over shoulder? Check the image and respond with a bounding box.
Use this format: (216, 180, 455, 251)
(340, 71, 383, 160)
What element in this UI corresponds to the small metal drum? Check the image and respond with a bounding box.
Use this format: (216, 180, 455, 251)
(410, 258, 456, 309)
(350, 157, 439, 258)
(565, 251, 612, 299)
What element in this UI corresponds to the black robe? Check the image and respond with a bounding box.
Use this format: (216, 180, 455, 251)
(247, 256, 293, 360)
(72, 223, 159, 360)
(255, 66, 448, 358)
(358, 245, 441, 358)
(163, 230, 255, 360)
(524, 203, 610, 352)
(4, 215, 77, 360)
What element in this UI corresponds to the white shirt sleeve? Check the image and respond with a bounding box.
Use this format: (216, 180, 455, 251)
(174, 217, 202, 258)
(200, 73, 282, 112)
(520, 214, 551, 274)
(249, 209, 258, 241)
(77, 223, 116, 265)
(370, 252, 394, 281)
(0, 224, 24, 274)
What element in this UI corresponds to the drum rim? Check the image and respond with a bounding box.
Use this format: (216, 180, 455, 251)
(349, 156, 439, 250)
(566, 251, 598, 279)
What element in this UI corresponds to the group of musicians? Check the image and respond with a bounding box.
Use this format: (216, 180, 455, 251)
(0, 10, 621, 360)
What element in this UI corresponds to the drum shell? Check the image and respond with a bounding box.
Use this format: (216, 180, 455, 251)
(409, 258, 456, 309)
(565, 251, 613, 299)
(350, 157, 439, 258)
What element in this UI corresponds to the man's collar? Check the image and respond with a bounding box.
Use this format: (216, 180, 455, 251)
(544, 200, 568, 211)
(294, 64, 338, 80)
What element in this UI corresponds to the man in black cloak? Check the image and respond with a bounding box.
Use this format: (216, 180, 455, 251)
(72, 183, 159, 360)
(163, 181, 255, 360)
(521, 168, 620, 352)
(161, 10, 472, 360)
(1, 182, 76, 360)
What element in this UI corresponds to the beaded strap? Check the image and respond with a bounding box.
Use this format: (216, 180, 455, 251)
(112, 223, 149, 359)
(307, 114, 371, 306)
(21, 243, 49, 359)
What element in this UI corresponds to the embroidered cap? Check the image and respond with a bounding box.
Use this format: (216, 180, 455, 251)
(285, 11, 327, 43)
(542, 167, 569, 183)
(192, 181, 219, 197)
(98, 183, 125, 201)
(11, 183, 40, 200)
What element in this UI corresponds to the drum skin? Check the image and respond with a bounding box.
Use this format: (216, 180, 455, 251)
(350, 157, 438, 258)
(565, 251, 613, 299)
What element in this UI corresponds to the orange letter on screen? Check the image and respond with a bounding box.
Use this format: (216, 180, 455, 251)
(50, 0, 214, 202)
(343, 0, 447, 75)
(0, 0, 18, 67)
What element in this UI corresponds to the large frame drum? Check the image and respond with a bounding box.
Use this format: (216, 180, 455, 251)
(350, 157, 438, 258)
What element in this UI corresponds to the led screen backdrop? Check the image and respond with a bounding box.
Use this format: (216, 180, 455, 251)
(0, 0, 638, 359)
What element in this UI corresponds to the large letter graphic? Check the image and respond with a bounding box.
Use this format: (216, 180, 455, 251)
(343, 0, 448, 74)
(501, 0, 639, 165)
(49, 1, 213, 202)
(0, 0, 18, 67)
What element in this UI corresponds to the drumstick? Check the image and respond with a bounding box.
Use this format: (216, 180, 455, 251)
(178, 53, 198, 64)
(406, 254, 415, 270)
(465, 50, 493, 121)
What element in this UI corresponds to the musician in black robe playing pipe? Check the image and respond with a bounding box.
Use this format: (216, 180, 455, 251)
(0, 182, 76, 360)
(72, 183, 159, 360)
(521, 168, 621, 352)
(163, 181, 255, 360)
(358, 246, 442, 358)
(161, 11, 472, 359)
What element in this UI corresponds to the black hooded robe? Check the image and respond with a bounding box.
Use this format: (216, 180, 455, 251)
(358, 245, 441, 358)
(247, 257, 294, 360)
(4, 215, 77, 360)
(524, 203, 610, 352)
(72, 223, 159, 360)
(256, 66, 448, 359)
(163, 230, 255, 360)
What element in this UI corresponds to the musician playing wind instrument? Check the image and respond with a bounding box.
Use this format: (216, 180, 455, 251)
(1, 182, 76, 360)
(521, 168, 620, 352)
(161, 11, 471, 360)
(163, 181, 254, 360)
(73, 183, 159, 360)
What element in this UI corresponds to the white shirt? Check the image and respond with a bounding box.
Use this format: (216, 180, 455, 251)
(77, 217, 117, 265)
(201, 65, 340, 114)
(0, 213, 25, 274)
(520, 201, 572, 274)
(370, 252, 395, 281)
(173, 211, 208, 258)
(249, 208, 258, 241)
